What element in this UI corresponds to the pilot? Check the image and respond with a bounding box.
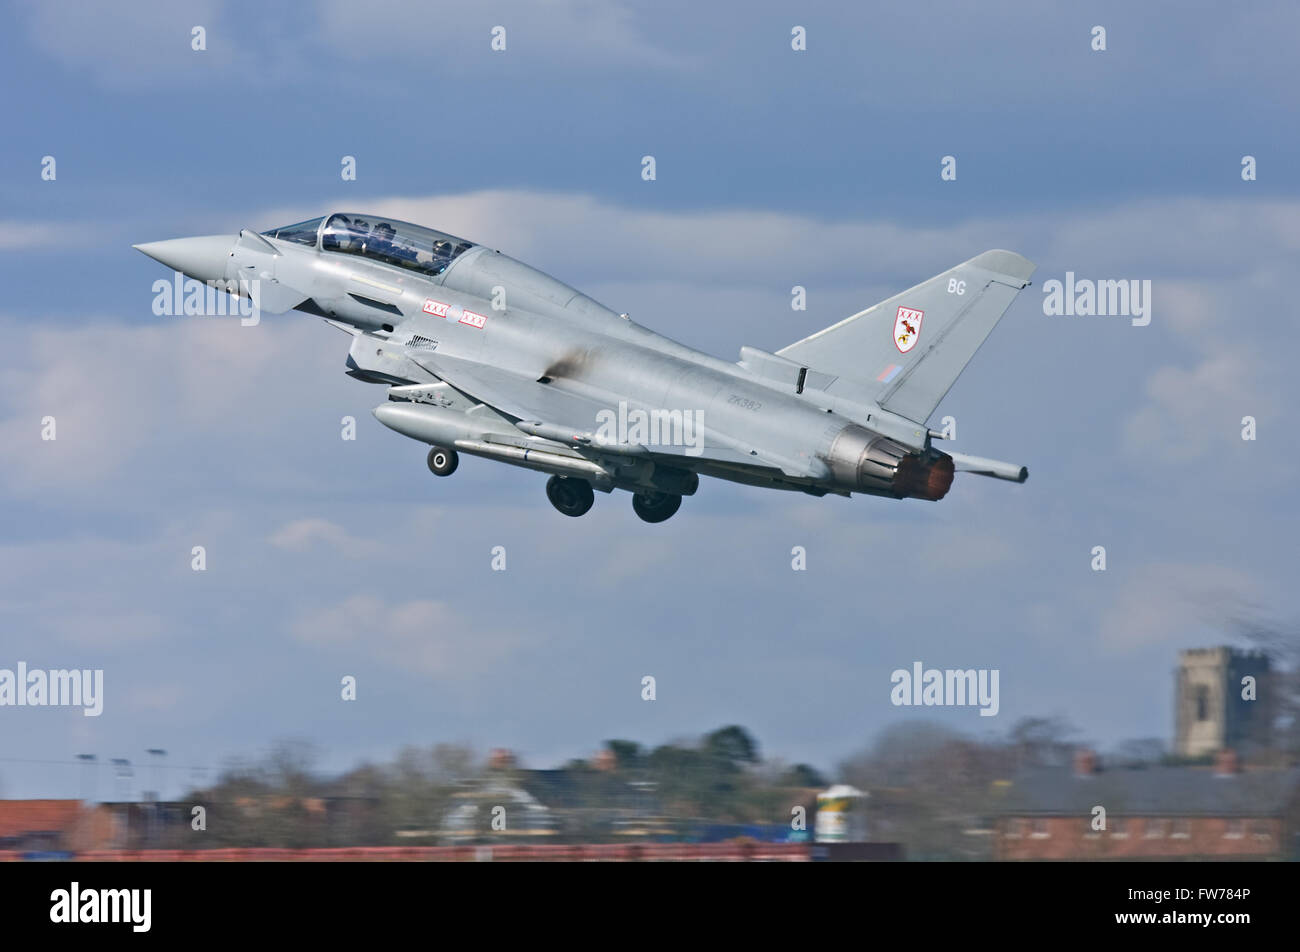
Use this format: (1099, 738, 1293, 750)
(370, 221, 397, 257)
(374, 222, 415, 263)
(324, 214, 353, 252)
(351, 218, 371, 251)
(418, 251, 445, 276)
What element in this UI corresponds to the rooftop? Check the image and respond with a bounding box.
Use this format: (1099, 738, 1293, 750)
(997, 764, 1300, 818)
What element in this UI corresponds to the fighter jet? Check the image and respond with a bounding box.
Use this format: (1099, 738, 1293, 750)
(135, 214, 1034, 522)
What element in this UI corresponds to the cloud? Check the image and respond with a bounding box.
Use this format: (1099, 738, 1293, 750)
(16, 0, 685, 88)
(0, 221, 93, 251)
(289, 595, 519, 676)
(124, 682, 187, 713)
(250, 189, 1300, 475)
(41, 610, 169, 650)
(1123, 351, 1276, 464)
(268, 518, 379, 556)
(0, 316, 331, 493)
(1097, 563, 1262, 655)
(17, 0, 229, 88)
(349, 191, 994, 288)
(252, 191, 1300, 295)
(21, 0, 1300, 119)
(8, 189, 1299, 499)
(6, 2, 1300, 801)
(317, 0, 687, 70)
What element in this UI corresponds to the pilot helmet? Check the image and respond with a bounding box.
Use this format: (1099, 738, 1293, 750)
(326, 215, 354, 251)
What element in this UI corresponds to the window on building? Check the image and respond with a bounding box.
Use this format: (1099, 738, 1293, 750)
(1143, 818, 1169, 838)
(1224, 819, 1245, 838)
(1171, 818, 1191, 838)
(1195, 685, 1210, 721)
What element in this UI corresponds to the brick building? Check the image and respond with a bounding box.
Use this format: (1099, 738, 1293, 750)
(0, 800, 117, 854)
(995, 749, 1300, 860)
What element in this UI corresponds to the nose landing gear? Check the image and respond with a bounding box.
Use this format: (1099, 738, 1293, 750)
(426, 446, 459, 476)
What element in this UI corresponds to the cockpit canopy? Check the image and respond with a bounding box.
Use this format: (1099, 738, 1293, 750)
(262, 213, 475, 278)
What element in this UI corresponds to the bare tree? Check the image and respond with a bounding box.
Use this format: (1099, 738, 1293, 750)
(1234, 614, 1300, 762)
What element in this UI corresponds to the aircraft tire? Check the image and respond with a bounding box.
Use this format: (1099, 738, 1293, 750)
(427, 447, 459, 477)
(632, 491, 682, 523)
(546, 475, 594, 517)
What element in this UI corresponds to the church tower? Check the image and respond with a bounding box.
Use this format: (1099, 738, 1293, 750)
(1174, 647, 1272, 758)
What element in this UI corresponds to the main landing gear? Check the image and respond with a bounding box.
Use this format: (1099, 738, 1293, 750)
(631, 490, 682, 523)
(545, 475, 595, 517)
(543, 476, 684, 522)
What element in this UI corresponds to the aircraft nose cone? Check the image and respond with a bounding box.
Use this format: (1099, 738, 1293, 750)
(133, 235, 237, 283)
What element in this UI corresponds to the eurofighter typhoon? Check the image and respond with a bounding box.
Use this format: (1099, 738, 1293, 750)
(135, 214, 1034, 522)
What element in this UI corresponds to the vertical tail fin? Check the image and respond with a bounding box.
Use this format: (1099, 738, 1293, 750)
(776, 250, 1035, 423)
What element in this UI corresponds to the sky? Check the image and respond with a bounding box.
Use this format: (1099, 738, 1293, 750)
(1, 0, 1297, 800)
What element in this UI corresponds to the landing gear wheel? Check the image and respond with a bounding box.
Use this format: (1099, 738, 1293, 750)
(632, 491, 682, 523)
(546, 475, 594, 517)
(426, 446, 459, 477)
